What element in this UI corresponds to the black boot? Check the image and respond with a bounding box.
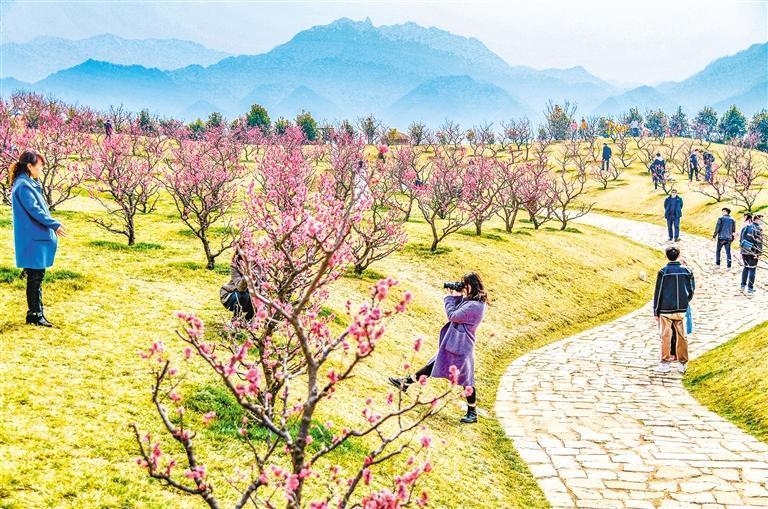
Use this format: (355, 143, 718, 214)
(26, 312, 53, 327)
(388, 376, 413, 393)
(460, 407, 478, 424)
(25, 269, 51, 327)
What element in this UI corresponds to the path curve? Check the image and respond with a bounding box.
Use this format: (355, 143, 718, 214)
(496, 214, 768, 508)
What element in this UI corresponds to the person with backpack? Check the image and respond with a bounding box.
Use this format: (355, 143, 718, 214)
(713, 207, 736, 268)
(650, 153, 666, 190)
(688, 149, 700, 181)
(601, 142, 612, 172)
(664, 189, 683, 242)
(740, 214, 763, 294)
(653, 246, 695, 374)
(104, 119, 113, 138)
(703, 151, 715, 183)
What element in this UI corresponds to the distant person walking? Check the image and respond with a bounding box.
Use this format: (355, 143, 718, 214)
(740, 214, 763, 294)
(580, 117, 588, 139)
(713, 207, 736, 268)
(703, 151, 715, 183)
(104, 119, 113, 138)
(688, 149, 700, 181)
(10, 151, 67, 327)
(650, 153, 666, 190)
(653, 246, 695, 374)
(664, 189, 683, 242)
(630, 119, 640, 137)
(601, 143, 612, 172)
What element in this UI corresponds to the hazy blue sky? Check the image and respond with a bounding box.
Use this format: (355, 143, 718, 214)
(1, 0, 766, 84)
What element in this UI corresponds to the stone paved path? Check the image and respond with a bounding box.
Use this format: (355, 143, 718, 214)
(495, 214, 768, 508)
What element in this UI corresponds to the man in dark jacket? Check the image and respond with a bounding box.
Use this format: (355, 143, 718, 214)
(650, 153, 666, 190)
(663, 189, 683, 242)
(653, 246, 695, 373)
(688, 150, 699, 181)
(740, 214, 763, 294)
(713, 207, 736, 268)
(703, 151, 715, 183)
(601, 143, 612, 172)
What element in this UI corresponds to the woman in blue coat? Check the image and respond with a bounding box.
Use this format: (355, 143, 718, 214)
(10, 151, 67, 327)
(388, 272, 488, 424)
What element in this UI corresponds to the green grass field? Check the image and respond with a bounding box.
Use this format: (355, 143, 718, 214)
(685, 320, 768, 444)
(582, 137, 768, 236)
(0, 178, 662, 508)
(1, 136, 765, 508)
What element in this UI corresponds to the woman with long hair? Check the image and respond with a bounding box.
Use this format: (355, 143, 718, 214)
(10, 151, 67, 327)
(389, 272, 488, 424)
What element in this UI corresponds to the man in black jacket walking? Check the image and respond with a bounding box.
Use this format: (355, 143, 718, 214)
(713, 207, 736, 268)
(653, 246, 695, 373)
(601, 143, 612, 172)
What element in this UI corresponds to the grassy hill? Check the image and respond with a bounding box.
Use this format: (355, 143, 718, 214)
(1, 135, 765, 507)
(684, 321, 768, 444)
(0, 182, 660, 507)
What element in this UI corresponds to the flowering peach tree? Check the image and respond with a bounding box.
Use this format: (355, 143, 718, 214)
(85, 133, 161, 244)
(163, 126, 245, 269)
(132, 129, 456, 508)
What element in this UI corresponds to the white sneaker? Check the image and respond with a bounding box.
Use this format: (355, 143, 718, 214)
(677, 363, 687, 373)
(655, 362, 671, 373)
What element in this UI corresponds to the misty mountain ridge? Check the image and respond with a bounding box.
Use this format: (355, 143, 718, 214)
(1, 19, 765, 127)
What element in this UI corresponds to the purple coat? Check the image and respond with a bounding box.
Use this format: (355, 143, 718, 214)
(430, 295, 486, 387)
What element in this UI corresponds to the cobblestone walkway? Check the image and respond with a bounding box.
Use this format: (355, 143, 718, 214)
(495, 214, 768, 508)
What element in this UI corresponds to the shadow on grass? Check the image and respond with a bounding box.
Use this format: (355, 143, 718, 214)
(401, 243, 452, 256)
(0, 217, 11, 228)
(185, 385, 364, 457)
(167, 261, 229, 275)
(342, 267, 386, 282)
(458, 230, 506, 241)
(0, 266, 86, 291)
(176, 226, 237, 238)
(89, 240, 163, 251)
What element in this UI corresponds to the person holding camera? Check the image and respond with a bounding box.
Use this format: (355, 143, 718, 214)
(388, 272, 488, 424)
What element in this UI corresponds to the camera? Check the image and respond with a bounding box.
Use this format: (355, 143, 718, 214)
(443, 281, 464, 291)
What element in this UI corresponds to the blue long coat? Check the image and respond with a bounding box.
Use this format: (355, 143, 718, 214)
(11, 173, 61, 269)
(430, 295, 486, 387)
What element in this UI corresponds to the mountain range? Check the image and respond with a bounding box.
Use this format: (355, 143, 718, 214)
(0, 34, 230, 82)
(1, 19, 765, 127)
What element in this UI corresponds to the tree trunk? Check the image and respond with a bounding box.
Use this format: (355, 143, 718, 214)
(201, 233, 215, 270)
(475, 220, 482, 236)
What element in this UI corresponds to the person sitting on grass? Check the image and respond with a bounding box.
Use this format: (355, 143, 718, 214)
(388, 272, 488, 424)
(220, 243, 254, 320)
(653, 246, 695, 374)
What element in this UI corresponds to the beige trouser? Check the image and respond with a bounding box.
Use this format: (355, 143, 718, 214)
(659, 312, 688, 363)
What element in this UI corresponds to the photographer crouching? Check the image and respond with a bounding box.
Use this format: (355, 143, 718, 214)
(389, 272, 488, 424)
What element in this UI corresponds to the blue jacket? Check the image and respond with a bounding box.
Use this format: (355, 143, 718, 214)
(653, 261, 695, 316)
(602, 145, 612, 160)
(663, 196, 683, 219)
(713, 215, 736, 240)
(11, 173, 61, 269)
